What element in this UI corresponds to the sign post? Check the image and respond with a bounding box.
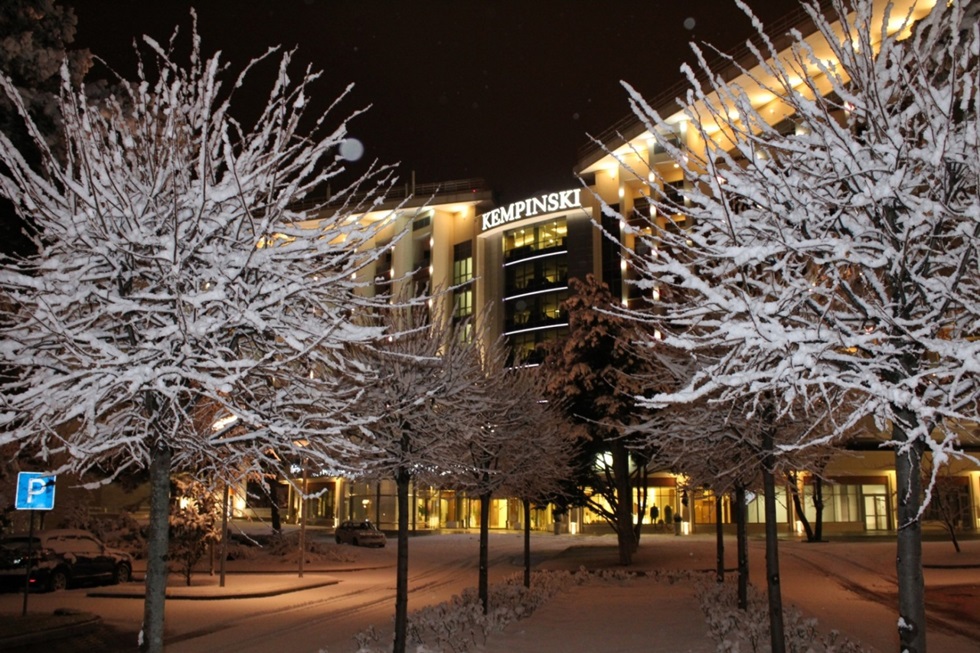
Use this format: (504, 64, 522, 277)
(14, 472, 56, 616)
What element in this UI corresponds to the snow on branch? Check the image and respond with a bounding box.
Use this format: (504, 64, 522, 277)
(613, 0, 980, 498)
(0, 14, 396, 482)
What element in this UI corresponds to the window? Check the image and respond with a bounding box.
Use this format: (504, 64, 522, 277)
(506, 262, 535, 291)
(745, 486, 788, 524)
(502, 218, 567, 260)
(453, 241, 473, 320)
(803, 482, 860, 523)
(453, 289, 473, 319)
(453, 256, 472, 285)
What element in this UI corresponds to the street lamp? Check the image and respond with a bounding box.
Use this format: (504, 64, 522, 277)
(211, 412, 240, 588)
(294, 439, 310, 579)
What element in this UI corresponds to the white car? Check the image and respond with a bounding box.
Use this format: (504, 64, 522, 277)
(334, 521, 387, 548)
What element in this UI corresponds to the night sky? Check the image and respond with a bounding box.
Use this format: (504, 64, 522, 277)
(67, 0, 802, 204)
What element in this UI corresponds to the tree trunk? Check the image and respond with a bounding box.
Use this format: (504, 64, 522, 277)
(269, 475, 281, 533)
(787, 472, 814, 541)
(762, 429, 786, 653)
(946, 523, 961, 553)
(393, 467, 410, 653)
(523, 498, 532, 589)
(813, 476, 824, 543)
(631, 461, 648, 550)
(141, 444, 171, 653)
(612, 441, 633, 565)
(735, 484, 749, 610)
(894, 419, 927, 653)
(715, 493, 725, 583)
(479, 491, 491, 614)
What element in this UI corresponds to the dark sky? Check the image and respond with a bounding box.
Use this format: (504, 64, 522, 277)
(67, 0, 802, 204)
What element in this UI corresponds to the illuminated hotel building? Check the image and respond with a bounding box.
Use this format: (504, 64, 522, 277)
(564, 0, 979, 538)
(285, 0, 977, 538)
(288, 183, 608, 532)
(53, 0, 978, 537)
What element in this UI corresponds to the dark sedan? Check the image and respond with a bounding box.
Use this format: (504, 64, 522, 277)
(0, 529, 133, 592)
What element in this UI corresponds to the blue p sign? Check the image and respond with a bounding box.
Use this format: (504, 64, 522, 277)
(14, 472, 57, 511)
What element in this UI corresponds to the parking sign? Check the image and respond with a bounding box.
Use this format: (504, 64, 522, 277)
(14, 472, 57, 511)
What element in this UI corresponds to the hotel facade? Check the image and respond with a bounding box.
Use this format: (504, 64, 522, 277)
(278, 0, 976, 539)
(50, 0, 980, 539)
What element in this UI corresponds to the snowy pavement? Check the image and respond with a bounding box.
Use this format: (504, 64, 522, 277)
(479, 532, 980, 653)
(2, 530, 977, 652)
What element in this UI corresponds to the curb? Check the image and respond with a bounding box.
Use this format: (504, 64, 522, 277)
(0, 613, 102, 648)
(87, 577, 340, 600)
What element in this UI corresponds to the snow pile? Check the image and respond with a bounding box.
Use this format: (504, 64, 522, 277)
(695, 578, 869, 653)
(262, 532, 359, 565)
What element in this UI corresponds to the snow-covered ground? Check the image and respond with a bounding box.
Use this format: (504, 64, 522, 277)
(232, 526, 976, 653)
(5, 526, 977, 653)
(474, 532, 980, 653)
(218, 527, 980, 653)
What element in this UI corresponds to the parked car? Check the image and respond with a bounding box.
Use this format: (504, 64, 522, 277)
(0, 529, 133, 592)
(334, 520, 386, 547)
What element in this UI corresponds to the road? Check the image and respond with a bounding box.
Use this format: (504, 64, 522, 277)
(0, 531, 572, 653)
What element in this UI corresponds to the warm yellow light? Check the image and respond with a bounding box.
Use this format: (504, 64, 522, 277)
(211, 413, 238, 432)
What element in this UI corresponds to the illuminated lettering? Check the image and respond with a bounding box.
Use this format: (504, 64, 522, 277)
(480, 189, 582, 231)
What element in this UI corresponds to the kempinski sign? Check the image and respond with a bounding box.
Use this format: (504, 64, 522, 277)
(480, 189, 582, 231)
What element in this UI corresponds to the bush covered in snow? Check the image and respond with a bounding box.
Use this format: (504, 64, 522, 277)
(349, 567, 640, 653)
(265, 531, 359, 565)
(695, 578, 869, 653)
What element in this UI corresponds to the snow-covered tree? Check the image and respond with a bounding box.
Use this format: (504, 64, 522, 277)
(539, 274, 655, 566)
(920, 456, 969, 554)
(450, 337, 575, 610)
(169, 475, 221, 587)
(0, 16, 393, 652)
(500, 372, 577, 589)
(618, 1, 980, 651)
(345, 297, 485, 653)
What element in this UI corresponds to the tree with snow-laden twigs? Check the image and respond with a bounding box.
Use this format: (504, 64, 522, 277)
(499, 369, 578, 590)
(449, 335, 577, 610)
(344, 296, 486, 653)
(636, 373, 846, 646)
(613, 1, 979, 651)
(168, 475, 222, 587)
(0, 13, 396, 652)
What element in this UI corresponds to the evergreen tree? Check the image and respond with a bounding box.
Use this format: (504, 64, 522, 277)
(539, 274, 654, 565)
